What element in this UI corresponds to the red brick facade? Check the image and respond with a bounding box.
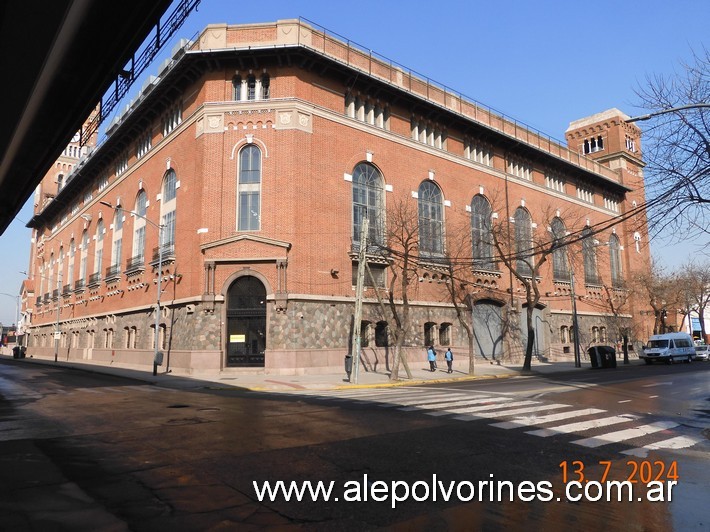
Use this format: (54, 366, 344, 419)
(23, 20, 653, 374)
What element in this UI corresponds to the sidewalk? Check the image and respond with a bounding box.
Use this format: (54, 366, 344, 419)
(1, 353, 637, 392)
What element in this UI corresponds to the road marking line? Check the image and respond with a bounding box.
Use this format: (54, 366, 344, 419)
(572, 421, 678, 448)
(622, 435, 704, 457)
(491, 408, 608, 430)
(380, 392, 472, 406)
(451, 403, 567, 421)
(399, 397, 499, 411)
(642, 382, 673, 387)
(524, 414, 636, 437)
(618, 400, 632, 403)
(425, 398, 520, 416)
(648, 395, 658, 398)
(465, 404, 570, 419)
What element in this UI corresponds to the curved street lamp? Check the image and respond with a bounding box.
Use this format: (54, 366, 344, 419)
(100, 201, 165, 376)
(626, 103, 710, 123)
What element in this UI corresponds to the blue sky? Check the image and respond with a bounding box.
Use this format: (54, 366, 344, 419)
(1, 0, 708, 326)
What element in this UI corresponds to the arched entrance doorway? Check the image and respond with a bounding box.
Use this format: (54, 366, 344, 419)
(473, 299, 505, 360)
(226, 276, 266, 367)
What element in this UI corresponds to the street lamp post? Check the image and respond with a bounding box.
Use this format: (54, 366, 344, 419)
(100, 201, 164, 376)
(625, 103, 710, 123)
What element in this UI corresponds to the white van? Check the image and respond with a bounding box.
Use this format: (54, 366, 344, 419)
(640, 332, 695, 364)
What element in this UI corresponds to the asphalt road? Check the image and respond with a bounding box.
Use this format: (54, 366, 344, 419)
(1, 359, 708, 530)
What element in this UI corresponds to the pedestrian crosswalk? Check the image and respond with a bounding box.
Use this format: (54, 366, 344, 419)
(296, 388, 705, 457)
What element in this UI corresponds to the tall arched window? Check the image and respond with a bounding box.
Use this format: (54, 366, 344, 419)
(58, 247, 65, 292)
(418, 181, 444, 256)
(551, 217, 569, 281)
(161, 170, 177, 254)
(237, 145, 261, 231)
(514, 207, 532, 276)
(80, 230, 89, 287)
(94, 219, 105, 281)
(232, 75, 242, 101)
(247, 74, 256, 100)
(471, 195, 494, 270)
(581, 227, 599, 285)
(132, 190, 147, 263)
(609, 234, 623, 287)
(352, 163, 384, 249)
(68, 238, 75, 288)
(110, 206, 123, 277)
(261, 73, 270, 99)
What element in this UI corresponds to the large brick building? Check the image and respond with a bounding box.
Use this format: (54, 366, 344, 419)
(22, 19, 653, 375)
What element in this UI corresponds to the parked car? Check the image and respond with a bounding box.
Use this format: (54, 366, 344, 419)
(694, 345, 709, 361)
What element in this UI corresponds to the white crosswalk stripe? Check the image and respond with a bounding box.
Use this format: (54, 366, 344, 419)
(491, 408, 610, 430)
(572, 421, 679, 448)
(399, 396, 500, 412)
(524, 414, 637, 437)
(453, 403, 570, 421)
(622, 435, 705, 457)
(299, 388, 704, 455)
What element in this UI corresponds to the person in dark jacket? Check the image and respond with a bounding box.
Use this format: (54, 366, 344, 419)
(427, 346, 437, 372)
(444, 347, 454, 373)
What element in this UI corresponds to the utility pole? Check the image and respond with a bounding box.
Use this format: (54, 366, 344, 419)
(570, 267, 581, 367)
(351, 218, 368, 384)
(54, 271, 62, 362)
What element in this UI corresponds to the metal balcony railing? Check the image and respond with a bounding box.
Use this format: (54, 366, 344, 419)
(105, 264, 121, 280)
(36, 296, 42, 306)
(74, 279, 86, 291)
(62, 284, 72, 295)
(125, 255, 145, 274)
(52, 289, 59, 300)
(151, 242, 176, 264)
(88, 272, 102, 287)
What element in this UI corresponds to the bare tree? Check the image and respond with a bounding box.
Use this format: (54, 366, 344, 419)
(633, 263, 680, 335)
(489, 202, 582, 372)
(634, 47, 710, 243)
(441, 219, 478, 375)
(681, 261, 710, 341)
(371, 195, 419, 381)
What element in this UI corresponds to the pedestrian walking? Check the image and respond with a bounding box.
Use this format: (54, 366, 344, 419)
(445, 347, 454, 373)
(427, 346, 437, 372)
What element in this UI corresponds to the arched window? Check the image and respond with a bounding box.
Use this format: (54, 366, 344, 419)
(375, 321, 390, 347)
(247, 74, 256, 100)
(261, 73, 270, 99)
(57, 173, 64, 192)
(439, 323, 452, 346)
(418, 181, 444, 256)
(581, 227, 599, 285)
(560, 325, 569, 344)
(352, 163, 384, 249)
(514, 207, 532, 276)
(424, 322, 437, 346)
(94, 219, 105, 281)
(132, 190, 147, 263)
(161, 170, 177, 254)
(68, 239, 75, 288)
(237, 145, 261, 231)
(609, 234, 623, 287)
(110, 206, 123, 278)
(80, 230, 89, 287)
(551, 217, 569, 281)
(232, 75, 242, 101)
(471, 195, 494, 270)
